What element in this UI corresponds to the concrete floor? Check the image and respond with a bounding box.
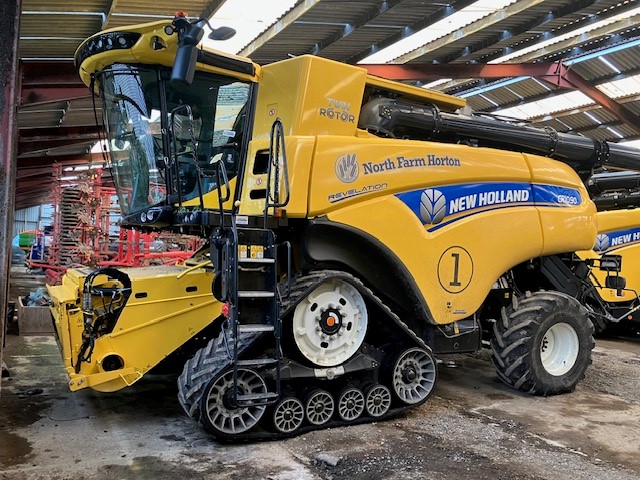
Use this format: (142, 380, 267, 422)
(2, 331, 640, 480)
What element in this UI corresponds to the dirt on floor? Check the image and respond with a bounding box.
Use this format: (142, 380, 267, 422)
(1, 332, 640, 480)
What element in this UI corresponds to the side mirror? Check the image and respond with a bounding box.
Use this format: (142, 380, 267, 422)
(171, 19, 205, 87)
(208, 26, 236, 41)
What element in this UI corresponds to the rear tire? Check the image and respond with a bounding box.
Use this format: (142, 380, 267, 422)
(491, 291, 595, 396)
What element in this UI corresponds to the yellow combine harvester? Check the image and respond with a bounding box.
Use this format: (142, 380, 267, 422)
(48, 14, 640, 441)
(565, 173, 640, 332)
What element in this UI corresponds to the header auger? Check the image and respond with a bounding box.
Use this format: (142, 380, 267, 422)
(46, 14, 640, 442)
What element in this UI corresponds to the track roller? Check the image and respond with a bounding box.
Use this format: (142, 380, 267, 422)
(337, 387, 365, 421)
(199, 368, 268, 438)
(305, 389, 335, 426)
(364, 383, 392, 417)
(391, 347, 437, 405)
(272, 396, 305, 434)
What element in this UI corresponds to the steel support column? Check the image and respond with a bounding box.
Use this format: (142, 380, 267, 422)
(0, 0, 21, 386)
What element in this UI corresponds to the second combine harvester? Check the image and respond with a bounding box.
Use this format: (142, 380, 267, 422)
(49, 14, 640, 440)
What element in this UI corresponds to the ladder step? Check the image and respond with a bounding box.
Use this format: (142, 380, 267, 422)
(237, 358, 278, 367)
(238, 258, 275, 264)
(238, 324, 275, 333)
(236, 392, 279, 402)
(238, 291, 275, 298)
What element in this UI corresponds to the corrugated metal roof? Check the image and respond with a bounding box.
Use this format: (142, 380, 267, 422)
(244, 0, 474, 64)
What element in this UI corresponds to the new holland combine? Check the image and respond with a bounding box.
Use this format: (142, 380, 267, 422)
(48, 14, 640, 441)
(573, 172, 640, 333)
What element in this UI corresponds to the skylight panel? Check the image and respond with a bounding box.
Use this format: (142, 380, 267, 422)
(202, 0, 297, 55)
(496, 90, 594, 120)
(359, 0, 515, 64)
(597, 74, 640, 99)
(490, 5, 640, 64)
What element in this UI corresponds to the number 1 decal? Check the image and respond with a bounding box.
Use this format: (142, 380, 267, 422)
(450, 252, 462, 287)
(437, 247, 473, 294)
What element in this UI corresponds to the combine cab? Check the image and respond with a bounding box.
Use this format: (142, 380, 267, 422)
(48, 14, 640, 441)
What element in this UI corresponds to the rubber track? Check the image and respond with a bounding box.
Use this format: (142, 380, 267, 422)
(178, 270, 431, 432)
(177, 330, 258, 419)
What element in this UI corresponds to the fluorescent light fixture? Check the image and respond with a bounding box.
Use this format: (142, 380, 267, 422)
(202, 0, 298, 55)
(555, 118, 574, 131)
(584, 111, 600, 123)
(459, 76, 529, 98)
(60, 176, 78, 181)
(422, 78, 453, 90)
(607, 127, 624, 139)
(479, 94, 499, 107)
(360, 0, 515, 64)
(599, 57, 621, 74)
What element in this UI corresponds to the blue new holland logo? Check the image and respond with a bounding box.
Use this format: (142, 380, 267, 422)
(420, 189, 447, 224)
(594, 228, 640, 253)
(594, 234, 610, 252)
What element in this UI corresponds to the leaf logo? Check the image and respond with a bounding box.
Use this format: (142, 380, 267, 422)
(420, 189, 447, 224)
(594, 234, 610, 252)
(335, 153, 359, 183)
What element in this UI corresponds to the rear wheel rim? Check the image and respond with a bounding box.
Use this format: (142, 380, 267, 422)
(540, 322, 579, 376)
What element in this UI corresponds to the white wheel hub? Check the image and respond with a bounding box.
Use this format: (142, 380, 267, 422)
(292, 279, 368, 367)
(540, 322, 579, 376)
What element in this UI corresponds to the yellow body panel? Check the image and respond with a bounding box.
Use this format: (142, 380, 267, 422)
(577, 209, 640, 304)
(48, 265, 220, 391)
(300, 137, 594, 323)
